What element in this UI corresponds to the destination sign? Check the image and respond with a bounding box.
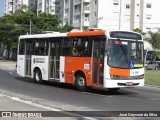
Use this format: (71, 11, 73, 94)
(110, 31, 142, 40)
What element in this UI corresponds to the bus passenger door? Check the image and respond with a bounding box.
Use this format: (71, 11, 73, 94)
(92, 40, 104, 86)
(25, 40, 34, 77)
(49, 42, 60, 80)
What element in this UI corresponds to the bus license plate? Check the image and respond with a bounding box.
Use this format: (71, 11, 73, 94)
(126, 82, 133, 86)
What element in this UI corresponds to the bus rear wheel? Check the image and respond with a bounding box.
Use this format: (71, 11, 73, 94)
(75, 74, 86, 91)
(34, 69, 43, 84)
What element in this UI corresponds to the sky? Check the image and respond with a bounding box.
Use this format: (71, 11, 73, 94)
(0, 0, 4, 17)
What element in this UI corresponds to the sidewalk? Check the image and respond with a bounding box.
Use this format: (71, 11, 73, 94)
(0, 94, 78, 119)
(0, 94, 48, 111)
(0, 58, 16, 69)
(0, 59, 78, 119)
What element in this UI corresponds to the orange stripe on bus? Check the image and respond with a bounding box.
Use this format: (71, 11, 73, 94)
(67, 31, 106, 37)
(64, 57, 92, 86)
(110, 67, 130, 76)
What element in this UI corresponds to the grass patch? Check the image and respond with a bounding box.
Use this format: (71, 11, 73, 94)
(145, 70, 160, 87)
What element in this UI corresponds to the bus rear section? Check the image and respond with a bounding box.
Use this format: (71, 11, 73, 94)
(17, 30, 144, 91)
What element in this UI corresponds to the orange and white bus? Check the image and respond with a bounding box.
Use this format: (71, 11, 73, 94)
(17, 30, 144, 91)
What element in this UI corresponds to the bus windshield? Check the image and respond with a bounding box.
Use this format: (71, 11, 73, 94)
(108, 39, 144, 69)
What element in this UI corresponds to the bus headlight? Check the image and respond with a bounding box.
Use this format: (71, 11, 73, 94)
(139, 74, 144, 79)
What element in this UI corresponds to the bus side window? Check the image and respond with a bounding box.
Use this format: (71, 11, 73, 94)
(62, 37, 90, 57)
(19, 39, 25, 55)
(62, 38, 72, 56)
(35, 39, 48, 56)
(72, 40, 80, 56)
(81, 40, 89, 56)
(72, 37, 90, 57)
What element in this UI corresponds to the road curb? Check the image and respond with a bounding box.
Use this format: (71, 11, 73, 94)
(144, 84, 160, 89)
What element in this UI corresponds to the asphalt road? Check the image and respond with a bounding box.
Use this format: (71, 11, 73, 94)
(0, 67, 160, 118)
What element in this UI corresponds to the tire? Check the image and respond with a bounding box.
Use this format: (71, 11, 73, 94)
(75, 74, 86, 91)
(108, 88, 120, 93)
(34, 69, 43, 84)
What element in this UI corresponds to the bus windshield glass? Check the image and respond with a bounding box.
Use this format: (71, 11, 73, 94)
(108, 39, 144, 69)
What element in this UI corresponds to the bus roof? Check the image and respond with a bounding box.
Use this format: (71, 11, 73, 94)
(67, 30, 106, 37)
(19, 30, 142, 40)
(19, 30, 106, 39)
(19, 33, 67, 39)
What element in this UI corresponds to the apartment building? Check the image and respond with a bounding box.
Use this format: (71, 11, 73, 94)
(5, 0, 36, 14)
(4, 0, 160, 32)
(62, 0, 160, 32)
(62, 0, 132, 31)
(141, 0, 160, 32)
(63, 0, 90, 30)
(63, 0, 72, 26)
(37, 0, 63, 18)
(5, 0, 13, 14)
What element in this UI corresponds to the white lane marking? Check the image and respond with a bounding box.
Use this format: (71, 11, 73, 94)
(0, 93, 97, 120)
(1, 68, 14, 75)
(8, 68, 15, 70)
(1, 68, 15, 70)
(1, 68, 5, 70)
(9, 72, 13, 75)
(1, 94, 61, 111)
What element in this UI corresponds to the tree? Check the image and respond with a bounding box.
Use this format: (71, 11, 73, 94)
(58, 23, 73, 32)
(148, 28, 160, 49)
(0, 6, 73, 59)
(133, 28, 146, 35)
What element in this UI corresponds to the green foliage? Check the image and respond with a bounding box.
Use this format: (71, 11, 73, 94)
(133, 28, 146, 35)
(0, 6, 73, 51)
(145, 70, 160, 87)
(148, 28, 160, 49)
(59, 23, 73, 32)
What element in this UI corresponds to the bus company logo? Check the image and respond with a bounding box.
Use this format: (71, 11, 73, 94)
(34, 58, 45, 63)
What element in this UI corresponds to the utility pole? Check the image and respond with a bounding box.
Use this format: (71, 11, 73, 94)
(80, 0, 83, 31)
(119, 0, 122, 30)
(30, 19, 32, 35)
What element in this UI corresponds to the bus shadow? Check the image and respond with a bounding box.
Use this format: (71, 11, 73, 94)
(15, 76, 34, 83)
(15, 77, 138, 96)
(86, 88, 138, 96)
(15, 76, 75, 90)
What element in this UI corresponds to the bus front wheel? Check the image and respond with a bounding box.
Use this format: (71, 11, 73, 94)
(34, 69, 43, 84)
(75, 74, 86, 91)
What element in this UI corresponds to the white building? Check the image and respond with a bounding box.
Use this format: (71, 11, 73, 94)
(37, 0, 63, 18)
(5, 0, 36, 14)
(62, 0, 91, 30)
(5, 0, 13, 14)
(4, 0, 160, 32)
(141, 0, 160, 32)
(63, 0, 73, 26)
(62, 0, 160, 32)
